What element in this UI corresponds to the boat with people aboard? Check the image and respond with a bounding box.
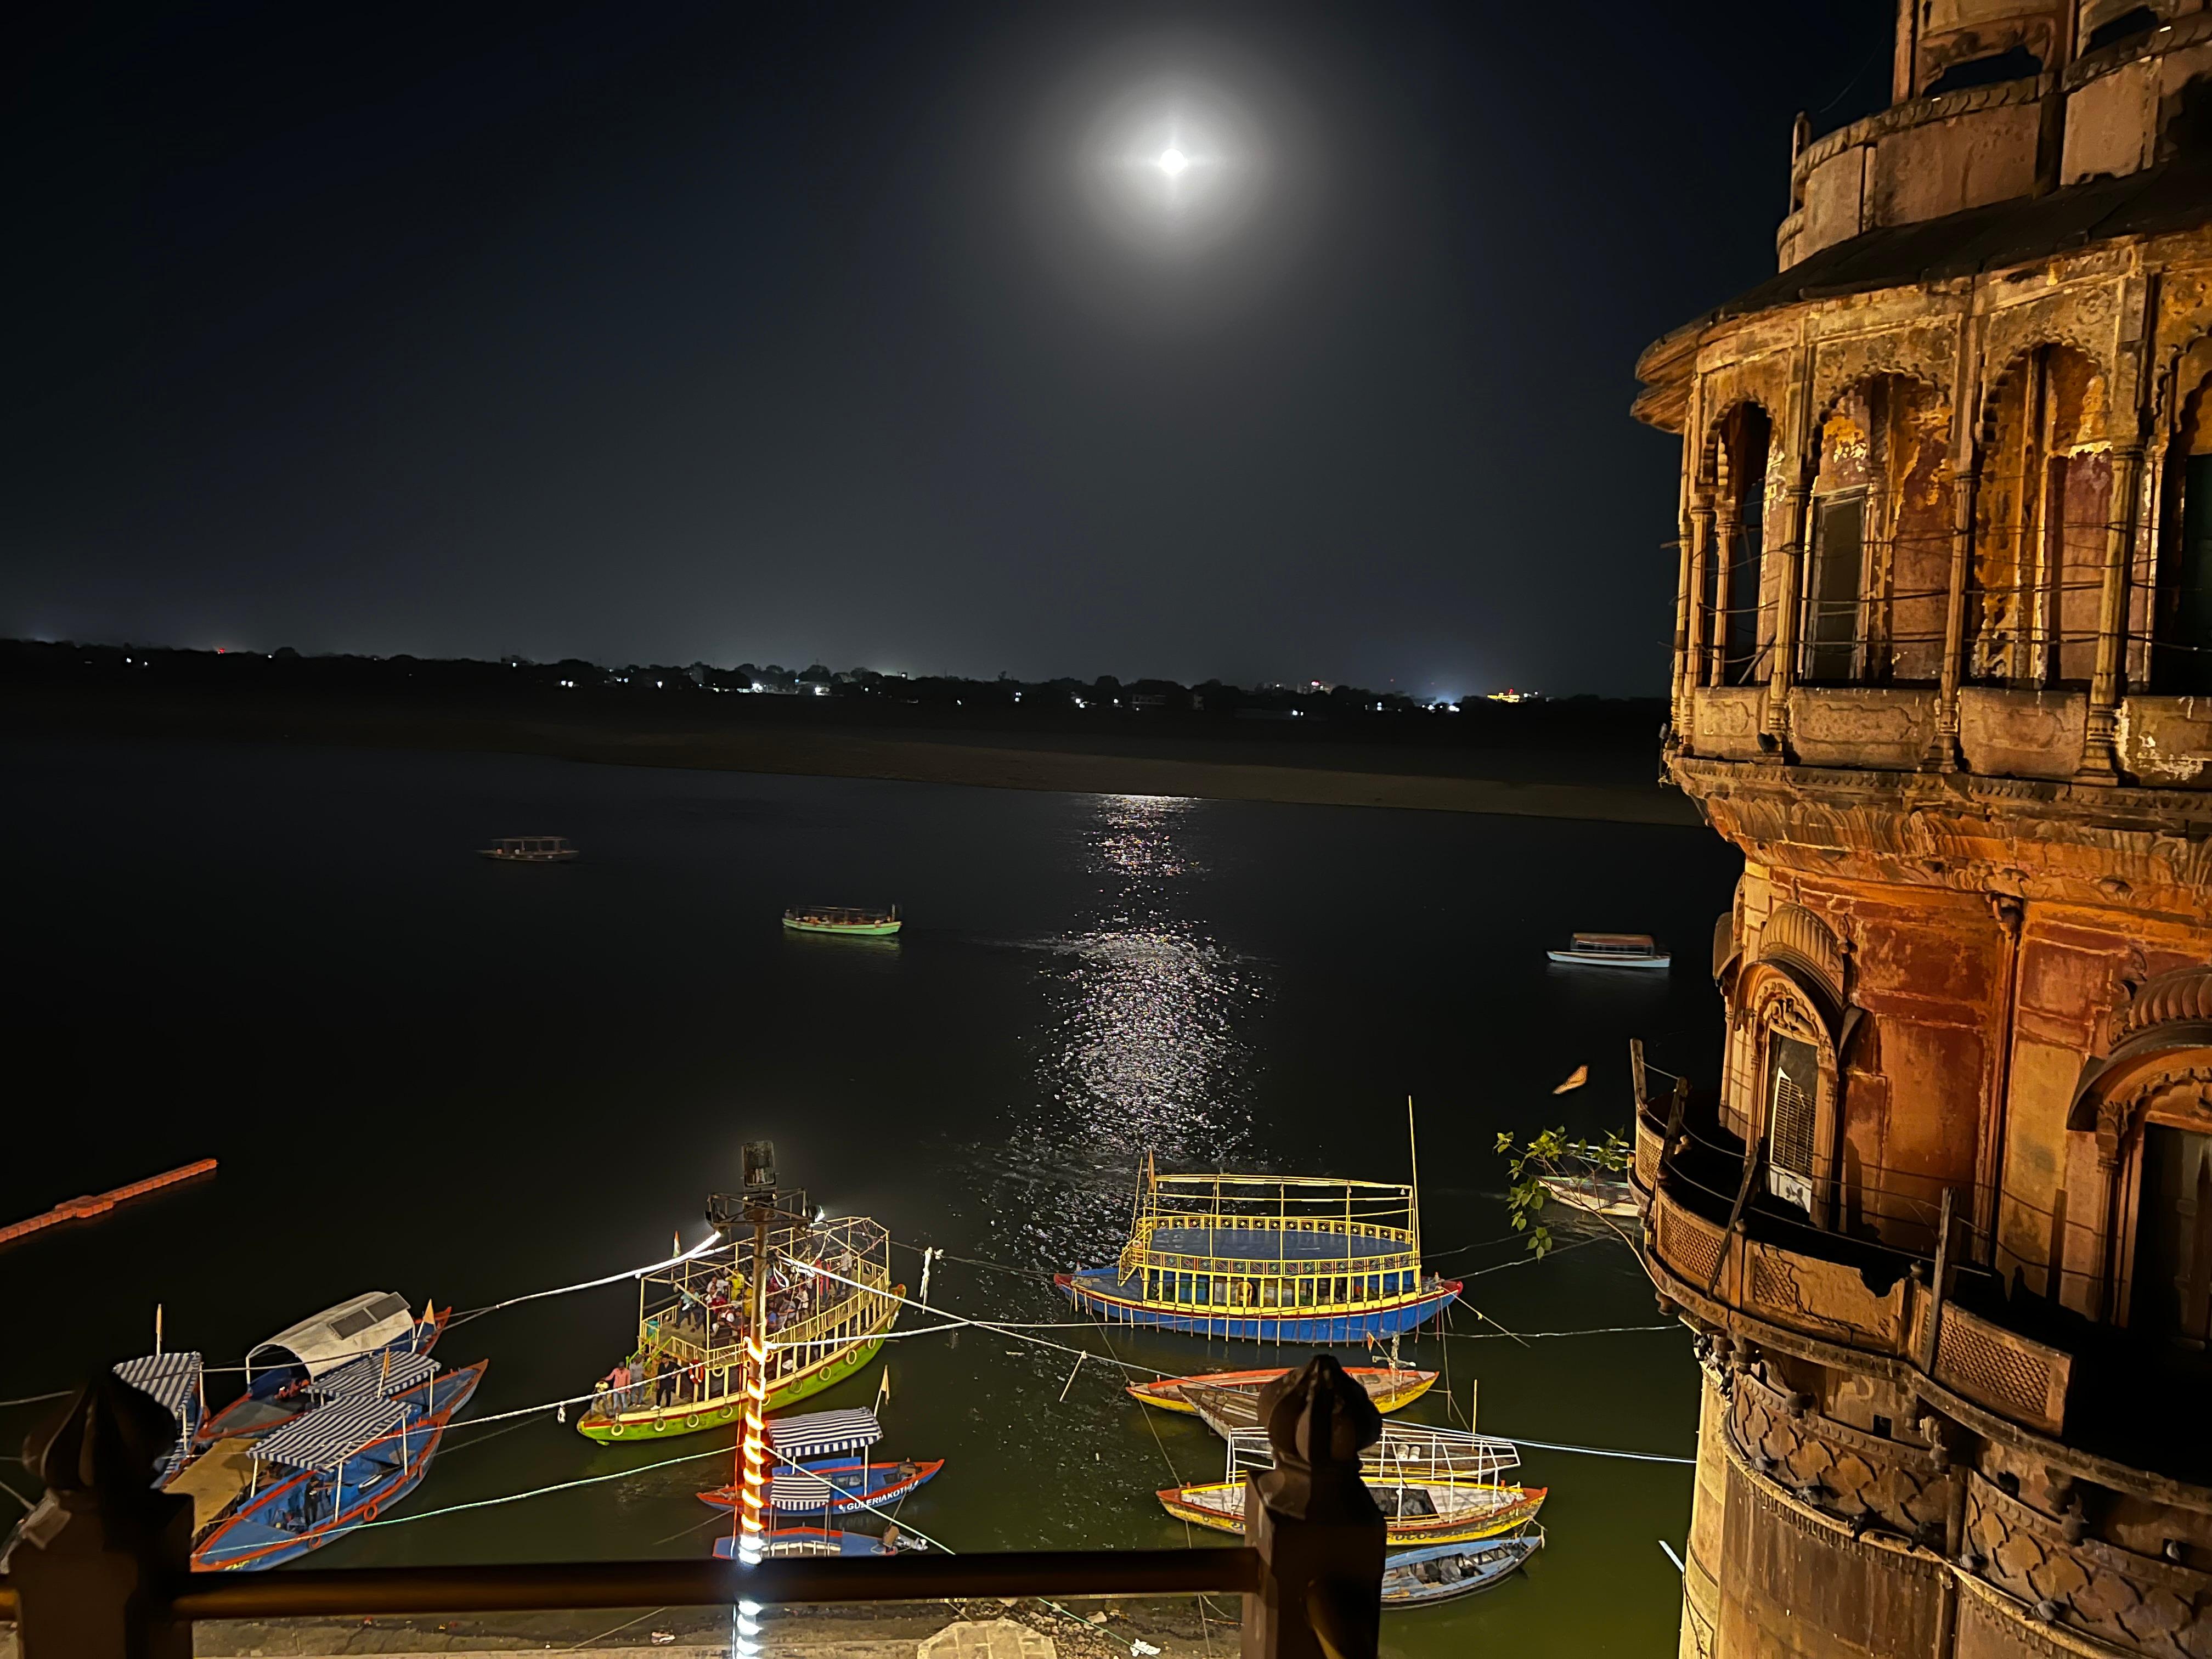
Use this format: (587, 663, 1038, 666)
(1536, 1172, 1640, 1218)
(1159, 1423, 1545, 1546)
(1056, 1156, 1459, 1342)
(196, 1291, 449, 1447)
(1383, 1528, 1544, 1606)
(577, 1192, 901, 1443)
(1127, 1365, 1436, 1423)
(480, 835, 578, 862)
(1545, 931, 1669, 969)
(782, 904, 901, 937)
(696, 1407, 940, 1514)
(114, 1338, 486, 1571)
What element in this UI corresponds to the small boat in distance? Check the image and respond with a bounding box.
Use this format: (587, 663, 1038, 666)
(1383, 1528, 1544, 1607)
(481, 836, 578, 862)
(1128, 1366, 1436, 1421)
(1537, 1173, 1640, 1218)
(1547, 932, 1669, 969)
(783, 905, 901, 936)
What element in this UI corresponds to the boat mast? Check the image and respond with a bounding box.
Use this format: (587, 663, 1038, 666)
(1407, 1096, 1422, 1269)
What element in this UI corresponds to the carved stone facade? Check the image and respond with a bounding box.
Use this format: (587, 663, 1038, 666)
(1638, 6, 2212, 1655)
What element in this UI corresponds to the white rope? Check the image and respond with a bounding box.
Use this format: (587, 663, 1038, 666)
(1488, 1433, 1694, 1465)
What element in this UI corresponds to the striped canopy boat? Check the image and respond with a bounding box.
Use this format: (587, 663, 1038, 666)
(1057, 1156, 1459, 1342)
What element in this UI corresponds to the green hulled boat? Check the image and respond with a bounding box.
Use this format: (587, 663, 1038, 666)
(578, 1195, 901, 1443)
(783, 905, 901, 937)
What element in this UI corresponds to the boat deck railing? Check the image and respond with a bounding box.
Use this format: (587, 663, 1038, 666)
(1119, 1210, 1419, 1283)
(1, 1357, 1389, 1659)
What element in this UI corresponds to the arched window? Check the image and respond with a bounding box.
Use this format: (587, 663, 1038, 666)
(2153, 367, 2212, 694)
(1801, 376, 1950, 685)
(1971, 345, 2112, 689)
(1710, 404, 1773, 687)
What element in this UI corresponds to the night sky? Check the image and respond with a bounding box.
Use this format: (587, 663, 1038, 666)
(10, 3, 1889, 697)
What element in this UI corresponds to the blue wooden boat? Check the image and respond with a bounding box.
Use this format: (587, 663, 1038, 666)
(1056, 1157, 1459, 1342)
(196, 1291, 447, 1447)
(1381, 1527, 1544, 1606)
(185, 1355, 486, 1570)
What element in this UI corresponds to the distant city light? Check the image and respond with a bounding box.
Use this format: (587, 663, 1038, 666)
(1487, 687, 1539, 703)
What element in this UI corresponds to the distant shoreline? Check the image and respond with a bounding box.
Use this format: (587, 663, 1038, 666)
(1, 687, 1701, 827)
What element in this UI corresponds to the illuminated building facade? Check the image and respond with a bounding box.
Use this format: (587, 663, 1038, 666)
(1633, 4, 2212, 1653)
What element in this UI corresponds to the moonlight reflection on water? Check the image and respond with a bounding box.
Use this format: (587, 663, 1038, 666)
(988, 794, 1263, 1267)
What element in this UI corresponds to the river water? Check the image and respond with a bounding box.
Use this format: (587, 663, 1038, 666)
(2, 736, 1740, 1655)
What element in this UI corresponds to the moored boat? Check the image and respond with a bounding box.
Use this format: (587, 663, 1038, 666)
(1537, 1173, 1640, 1218)
(713, 1525, 898, 1558)
(115, 1342, 486, 1572)
(696, 1406, 941, 1513)
(481, 836, 577, 862)
(196, 1293, 448, 1448)
(782, 905, 900, 936)
(1383, 1527, 1544, 1606)
(577, 1193, 900, 1443)
(1159, 1476, 1545, 1546)
(1127, 1365, 1436, 1424)
(1546, 932, 1669, 969)
(1158, 1420, 1544, 1546)
(1057, 1157, 1459, 1342)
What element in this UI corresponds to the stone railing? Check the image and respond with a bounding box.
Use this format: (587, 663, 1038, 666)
(1931, 1303, 2072, 1439)
(1649, 1181, 2077, 1444)
(1741, 1238, 1912, 1353)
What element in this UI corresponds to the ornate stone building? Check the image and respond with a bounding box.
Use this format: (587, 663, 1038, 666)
(1632, 3, 2212, 1654)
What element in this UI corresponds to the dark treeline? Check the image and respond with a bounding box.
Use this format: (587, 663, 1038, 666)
(1, 638, 1664, 751)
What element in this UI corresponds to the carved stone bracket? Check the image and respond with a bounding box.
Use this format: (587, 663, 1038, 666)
(1966, 1473, 2212, 1657)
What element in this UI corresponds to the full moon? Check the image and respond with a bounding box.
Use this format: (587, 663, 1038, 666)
(1155, 147, 1190, 178)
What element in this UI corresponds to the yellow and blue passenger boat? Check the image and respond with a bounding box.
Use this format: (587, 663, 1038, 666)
(1055, 1157, 1459, 1342)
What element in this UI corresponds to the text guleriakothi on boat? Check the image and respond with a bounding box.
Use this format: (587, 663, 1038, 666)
(108, 1292, 484, 1571)
(1057, 1153, 1460, 1342)
(578, 1190, 901, 1442)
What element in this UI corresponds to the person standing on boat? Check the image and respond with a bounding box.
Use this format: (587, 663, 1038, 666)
(655, 1353, 678, 1408)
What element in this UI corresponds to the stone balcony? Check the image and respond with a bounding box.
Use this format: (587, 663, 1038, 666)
(1638, 1110, 2075, 1443)
(1682, 685, 2212, 785)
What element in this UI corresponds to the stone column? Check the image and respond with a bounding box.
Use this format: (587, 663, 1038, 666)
(1681, 492, 1717, 743)
(2077, 443, 2144, 783)
(1671, 511, 1696, 738)
(2, 1371, 194, 1659)
(1241, 1356, 1385, 1659)
(1764, 471, 1810, 756)
(1925, 462, 1977, 770)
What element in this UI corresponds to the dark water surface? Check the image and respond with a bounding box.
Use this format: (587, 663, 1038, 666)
(2, 736, 1740, 1655)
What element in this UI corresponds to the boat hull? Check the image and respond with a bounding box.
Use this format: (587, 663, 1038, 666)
(1383, 1530, 1543, 1606)
(699, 1457, 943, 1513)
(782, 918, 900, 936)
(1128, 1367, 1436, 1416)
(578, 1307, 898, 1443)
(1057, 1274, 1459, 1343)
(192, 1360, 486, 1571)
(1159, 1480, 1545, 1546)
(1545, 950, 1669, 968)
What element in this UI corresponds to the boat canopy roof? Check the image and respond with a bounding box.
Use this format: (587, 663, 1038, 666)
(249, 1292, 414, 1379)
(315, 1349, 437, 1400)
(114, 1352, 202, 1432)
(252, 1393, 409, 1471)
(769, 1408, 881, 1459)
(1570, 932, 1655, 949)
